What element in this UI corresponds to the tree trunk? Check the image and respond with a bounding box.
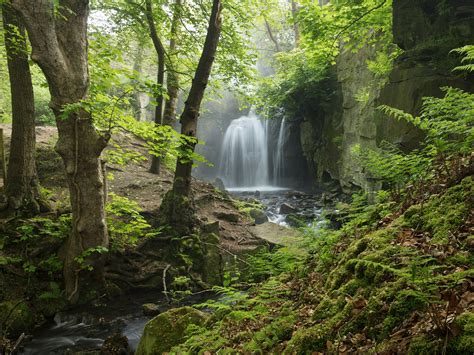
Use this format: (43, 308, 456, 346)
(2, 2, 43, 215)
(160, 0, 222, 234)
(291, 0, 300, 48)
(131, 44, 144, 121)
(163, 0, 182, 127)
(145, 0, 166, 175)
(264, 17, 281, 52)
(12, 0, 109, 303)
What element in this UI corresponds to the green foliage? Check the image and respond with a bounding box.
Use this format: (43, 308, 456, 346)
(358, 78, 474, 197)
(404, 176, 473, 244)
(74, 246, 109, 271)
(452, 45, 474, 73)
(253, 0, 397, 118)
(38, 282, 63, 301)
(366, 47, 402, 79)
(14, 216, 70, 242)
(31, 65, 54, 125)
(106, 193, 161, 250)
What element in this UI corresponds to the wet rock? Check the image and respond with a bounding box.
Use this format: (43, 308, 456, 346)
(249, 208, 268, 225)
(324, 209, 349, 230)
(101, 332, 131, 354)
(249, 222, 301, 247)
(136, 307, 209, 355)
(142, 303, 161, 317)
(279, 203, 297, 214)
(214, 211, 239, 223)
(285, 190, 307, 198)
(285, 214, 306, 228)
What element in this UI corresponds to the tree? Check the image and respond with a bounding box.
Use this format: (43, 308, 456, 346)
(12, 0, 109, 303)
(145, 0, 166, 174)
(160, 0, 222, 233)
(1, 2, 44, 215)
(163, 0, 182, 126)
(291, 0, 300, 48)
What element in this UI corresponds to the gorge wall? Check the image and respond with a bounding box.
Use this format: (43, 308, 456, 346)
(298, 0, 474, 192)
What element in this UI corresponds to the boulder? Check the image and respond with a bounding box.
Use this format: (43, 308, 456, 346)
(136, 306, 209, 355)
(212, 178, 226, 192)
(285, 214, 307, 228)
(142, 303, 161, 317)
(279, 203, 297, 214)
(201, 221, 220, 236)
(101, 332, 130, 354)
(214, 211, 239, 223)
(249, 208, 268, 225)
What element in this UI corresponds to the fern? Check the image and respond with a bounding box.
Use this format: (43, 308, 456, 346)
(451, 45, 474, 72)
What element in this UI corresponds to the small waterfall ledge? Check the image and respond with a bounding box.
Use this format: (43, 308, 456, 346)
(218, 112, 287, 190)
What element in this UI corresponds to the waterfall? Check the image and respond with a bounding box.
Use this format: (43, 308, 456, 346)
(218, 112, 287, 189)
(218, 112, 270, 187)
(273, 118, 286, 185)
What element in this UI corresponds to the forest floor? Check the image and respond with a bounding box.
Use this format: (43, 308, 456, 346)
(1, 123, 283, 256)
(0, 123, 301, 351)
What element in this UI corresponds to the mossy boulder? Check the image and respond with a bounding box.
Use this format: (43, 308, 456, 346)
(136, 306, 209, 355)
(0, 301, 35, 337)
(249, 208, 268, 225)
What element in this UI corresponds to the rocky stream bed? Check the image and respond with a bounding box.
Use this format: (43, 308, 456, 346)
(18, 187, 333, 354)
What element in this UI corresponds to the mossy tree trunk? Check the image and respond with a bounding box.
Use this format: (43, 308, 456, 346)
(160, 0, 222, 234)
(2, 2, 43, 215)
(12, 0, 109, 304)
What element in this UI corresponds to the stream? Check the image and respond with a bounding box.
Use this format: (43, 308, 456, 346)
(20, 187, 328, 354)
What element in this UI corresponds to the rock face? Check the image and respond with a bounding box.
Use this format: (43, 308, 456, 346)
(136, 306, 209, 355)
(300, 0, 474, 191)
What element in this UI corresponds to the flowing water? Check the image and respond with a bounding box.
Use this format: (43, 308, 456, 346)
(218, 112, 287, 189)
(273, 118, 286, 185)
(19, 114, 326, 354)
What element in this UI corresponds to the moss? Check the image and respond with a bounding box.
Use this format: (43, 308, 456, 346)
(408, 335, 444, 355)
(403, 176, 473, 244)
(136, 306, 209, 355)
(243, 314, 296, 352)
(452, 312, 474, 354)
(0, 301, 35, 338)
(283, 324, 328, 354)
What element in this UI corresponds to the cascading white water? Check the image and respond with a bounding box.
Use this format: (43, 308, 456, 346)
(218, 112, 289, 190)
(273, 118, 286, 185)
(218, 112, 270, 187)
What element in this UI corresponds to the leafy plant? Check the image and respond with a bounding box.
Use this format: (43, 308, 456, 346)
(74, 246, 109, 271)
(106, 193, 161, 250)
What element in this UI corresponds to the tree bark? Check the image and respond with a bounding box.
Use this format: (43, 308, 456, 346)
(145, 0, 166, 175)
(2, 2, 43, 215)
(264, 17, 281, 52)
(163, 0, 182, 127)
(291, 0, 300, 48)
(131, 44, 144, 121)
(12, 0, 109, 303)
(160, 0, 222, 234)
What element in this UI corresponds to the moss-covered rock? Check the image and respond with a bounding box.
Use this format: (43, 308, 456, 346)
(0, 301, 35, 337)
(249, 208, 268, 225)
(136, 306, 209, 355)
